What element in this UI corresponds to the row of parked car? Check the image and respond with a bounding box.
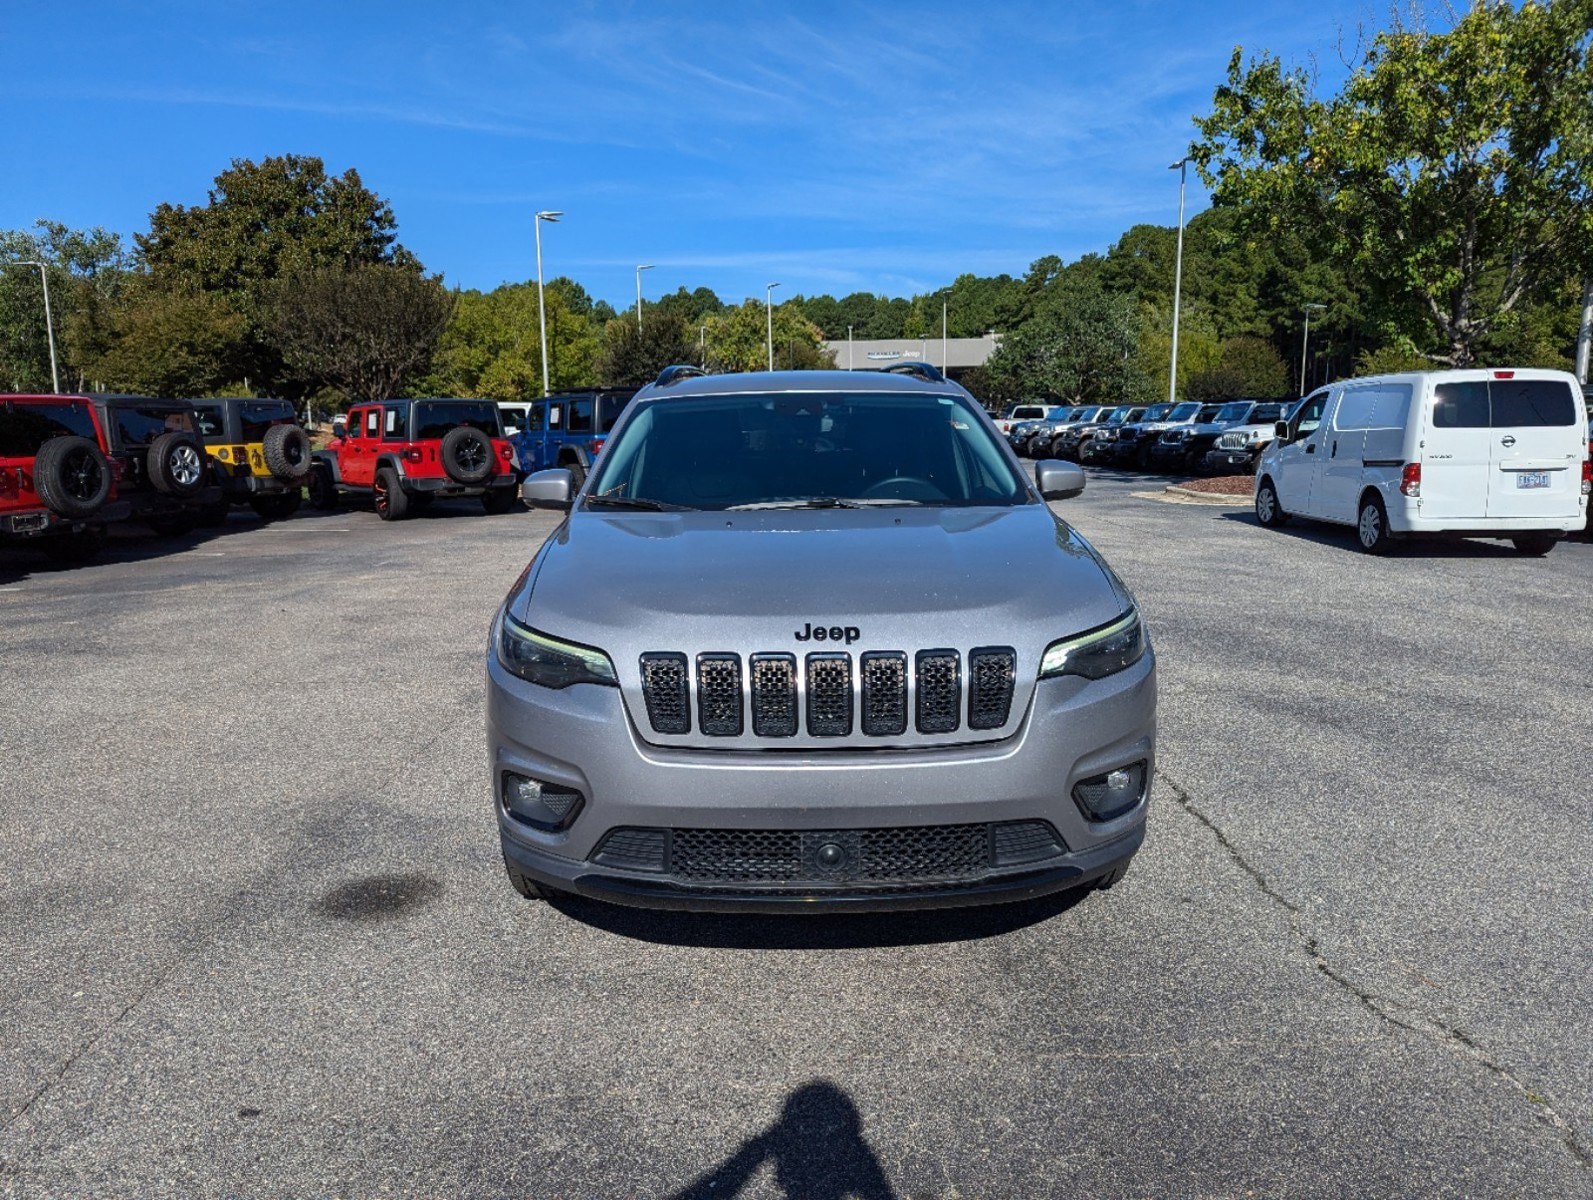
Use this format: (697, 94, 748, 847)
(998, 399, 1295, 472)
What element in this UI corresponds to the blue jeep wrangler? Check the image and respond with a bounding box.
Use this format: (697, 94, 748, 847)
(508, 388, 636, 490)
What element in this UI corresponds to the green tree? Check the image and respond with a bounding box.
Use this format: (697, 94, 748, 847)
(2, 222, 130, 391)
(82, 282, 247, 396)
(986, 274, 1146, 403)
(1184, 335, 1291, 400)
(702, 301, 832, 373)
(598, 309, 700, 386)
(263, 263, 454, 402)
(1196, 0, 1593, 366)
(426, 280, 601, 399)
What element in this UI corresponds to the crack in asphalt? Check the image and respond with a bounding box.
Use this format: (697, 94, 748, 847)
(1156, 767, 1590, 1168)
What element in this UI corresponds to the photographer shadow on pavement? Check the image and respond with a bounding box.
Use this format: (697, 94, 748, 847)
(667, 1080, 895, 1200)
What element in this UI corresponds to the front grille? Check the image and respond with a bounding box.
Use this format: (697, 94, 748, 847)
(805, 653, 853, 737)
(968, 648, 1016, 729)
(616, 820, 1065, 886)
(637, 646, 1018, 740)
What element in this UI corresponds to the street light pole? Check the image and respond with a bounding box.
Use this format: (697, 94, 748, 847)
(635, 264, 654, 332)
(1300, 303, 1326, 396)
(534, 211, 562, 397)
(1167, 157, 1189, 405)
(1576, 278, 1592, 385)
(6, 260, 60, 392)
(847, 324, 853, 370)
(941, 299, 948, 374)
(765, 282, 780, 371)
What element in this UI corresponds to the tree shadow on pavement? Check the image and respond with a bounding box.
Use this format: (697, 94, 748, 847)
(667, 1080, 895, 1200)
(548, 886, 1091, 950)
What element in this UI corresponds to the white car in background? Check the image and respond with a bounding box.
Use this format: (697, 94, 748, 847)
(1254, 368, 1589, 555)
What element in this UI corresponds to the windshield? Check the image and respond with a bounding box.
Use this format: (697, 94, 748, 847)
(1141, 404, 1173, 422)
(588, 391, 1030, 510)
(240, 400, 296, 442)
(1104, 407, 1133, 424)
(413, 400, 501, 440)
(1214, 403, 1253, 423)
(1249, 403, 1288, 423)
(1168, 403, 1201, 421)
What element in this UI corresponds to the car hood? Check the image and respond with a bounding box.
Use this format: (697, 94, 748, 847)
(510, 503, 1135, 748)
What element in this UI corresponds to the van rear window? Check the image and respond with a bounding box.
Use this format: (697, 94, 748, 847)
(1433, 380, 1577, 428)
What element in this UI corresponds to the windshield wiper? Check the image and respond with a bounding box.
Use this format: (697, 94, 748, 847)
(584, 495, 693, 511)
(726, 497, 863, 511)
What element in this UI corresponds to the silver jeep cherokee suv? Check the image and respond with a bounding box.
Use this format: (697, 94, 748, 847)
(487, 364, 1156, 912)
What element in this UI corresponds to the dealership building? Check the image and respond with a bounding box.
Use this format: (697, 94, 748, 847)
(821, 335, 999, 381)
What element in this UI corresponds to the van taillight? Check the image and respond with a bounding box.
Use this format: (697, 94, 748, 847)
(1400, 463, 1421, 497)
(1492, 370, 1515, 379)
(1582, 458, 1591, 496)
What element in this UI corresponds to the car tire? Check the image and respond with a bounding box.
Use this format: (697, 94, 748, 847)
(1511, 534, 1557, 557)
(1095, 858, 1132, 891)
(374, 467, 410, 520)
(482, 488, 520, 515)
(262, 424, 312, 481)
(249, 492, 302, 522)
(1255, 478, 1290, 527)
(1356, 494, 1393, 555)
(307, 464, 338, 510)
(503, 852, 562, 902)
(146, 432, 207, 497)
(562, 459, 587, 493)
(39, 527, 106, 563)
(33, 436, 112, 519)
(440, 426, 495, 485)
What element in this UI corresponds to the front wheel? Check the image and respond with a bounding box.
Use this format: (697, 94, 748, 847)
(1255, 478, 1290, 528)
(373, 467, 410, 521)
(563, 460, 587, 493)
(1511, 534, 1557, 557)
(1356, 495, 1393, 555)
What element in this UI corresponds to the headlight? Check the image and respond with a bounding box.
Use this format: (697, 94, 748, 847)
(1039, 609, 1146, 680)
(497, 613, 617, 688)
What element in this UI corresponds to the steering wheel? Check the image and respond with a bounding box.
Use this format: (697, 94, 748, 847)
(861, 475, 945, 501)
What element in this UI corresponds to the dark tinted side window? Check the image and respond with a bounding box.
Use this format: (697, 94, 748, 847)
(193, 404, 225, 438)
(1432, 382, 1489, 428)
(116, 406, 194, 446)
(240, 401, 296, 442)
(597, 393, 631, 432)
(569, 398, 594, 433)
(526, 403, 545, 433)
(0, 403, 98, 456)
(1489, 380, 1576, 427)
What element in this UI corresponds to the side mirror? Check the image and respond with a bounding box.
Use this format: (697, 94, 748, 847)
(522, 468, 574, 510)
(1274, 420, 1291, 444)
(1036, 459, 1086, 501)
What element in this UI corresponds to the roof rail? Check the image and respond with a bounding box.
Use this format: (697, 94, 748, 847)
(881, 361, 947, 384)
(653, 364, 708, 388)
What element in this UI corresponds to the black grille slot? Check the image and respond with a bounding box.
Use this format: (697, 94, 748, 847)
(915, 650, 961, 734)
(750, 653, 798, 737)
(860, 652, 908, 736)
(639, 653, 689, 734)
(806, 653, 853, 737)
(968, 647, 1016, 729)
(672, 828, 801, 882)
(696, 654, 743, 737)
(857, 825, 986, 880)
(591, 828, 668, 872)
(991, 820, 1065, 865)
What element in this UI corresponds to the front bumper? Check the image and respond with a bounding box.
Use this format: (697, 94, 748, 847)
(487, 645, 1156, 912)
(403, 473, 520, 496)
(1203, 449, 1257, 472)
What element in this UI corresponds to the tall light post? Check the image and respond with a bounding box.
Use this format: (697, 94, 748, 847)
(847, 324, 854, 370)
(4, 260, 60, 392)
(635, 264, 654, 331)
(1575, 278, 1592, 385)
(533, 211, 561, 397)
(765, 282, 780, 371)
(1167, 157, 1190, 404)
(1300, 303, 1326, 396)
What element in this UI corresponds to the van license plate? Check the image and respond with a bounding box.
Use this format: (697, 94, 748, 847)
(1516, 472, 1549, 489)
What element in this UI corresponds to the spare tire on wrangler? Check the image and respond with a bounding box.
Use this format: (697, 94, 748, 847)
(146, 431, 206, 497)
(440, 426, 495, 485)
(33, 436, 112, 519)
(262, 424, 312, 480)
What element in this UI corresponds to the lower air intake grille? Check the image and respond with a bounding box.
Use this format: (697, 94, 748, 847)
(856, 825, 986, 880)
(696, 654, 743, 737)
(591, 827, 668, 872)
(639, 653, 689, 734)
(860, 652, 908, 736)
(991, 820, 1065, 865)
(806, 653, 853, 737)
(968, 648, 1017, 729)
(915, 650, 961, 734)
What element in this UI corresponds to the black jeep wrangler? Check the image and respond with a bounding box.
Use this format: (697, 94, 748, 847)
(88, 395, 223, 536)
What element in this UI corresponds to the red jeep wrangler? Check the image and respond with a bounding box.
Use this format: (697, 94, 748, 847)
(307, 398, 519, 520)
(0, 394, 120, 561)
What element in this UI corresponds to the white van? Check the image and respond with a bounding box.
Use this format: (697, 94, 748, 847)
(1254, 368, 1589, 555)
(497, 401, 529, 437)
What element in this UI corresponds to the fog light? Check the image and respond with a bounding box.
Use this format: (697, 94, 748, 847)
(502, 772, 583, 830)
(1072, 761, 1147, 821)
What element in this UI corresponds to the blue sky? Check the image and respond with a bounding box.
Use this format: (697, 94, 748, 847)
(4, 1, 1377, 307)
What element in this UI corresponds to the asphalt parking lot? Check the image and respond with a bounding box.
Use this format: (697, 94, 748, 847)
(2, 476, 1590, 1198)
